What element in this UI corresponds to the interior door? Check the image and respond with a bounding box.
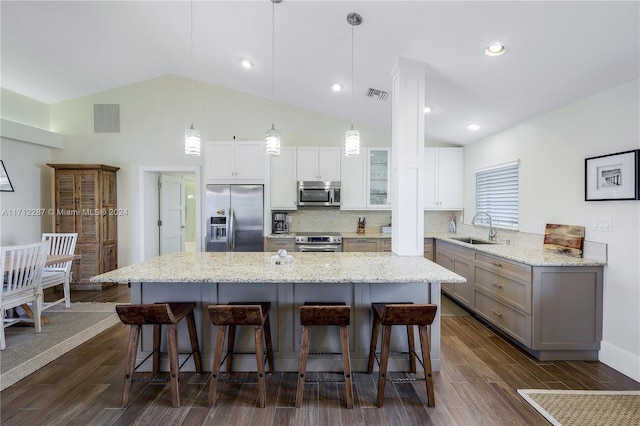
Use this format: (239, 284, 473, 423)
(159, 174, 185, 254)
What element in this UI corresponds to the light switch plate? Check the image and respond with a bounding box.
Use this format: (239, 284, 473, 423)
(591, 216, 612, 232)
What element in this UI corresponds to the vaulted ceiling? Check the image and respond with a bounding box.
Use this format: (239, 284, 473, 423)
(2, 1, 638, 144)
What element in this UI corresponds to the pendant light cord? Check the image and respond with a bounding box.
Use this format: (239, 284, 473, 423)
(350, 22, 354, 128)
(271, 1, 275, 104)
(190, 0, 194, 121)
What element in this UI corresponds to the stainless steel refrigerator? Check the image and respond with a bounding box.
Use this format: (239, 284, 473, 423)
(205, 184, 264, 252)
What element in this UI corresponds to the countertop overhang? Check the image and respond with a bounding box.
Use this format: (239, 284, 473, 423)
(91, 251, 465, 284)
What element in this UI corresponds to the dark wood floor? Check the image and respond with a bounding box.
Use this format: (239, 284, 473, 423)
(2, 285, 639, 425)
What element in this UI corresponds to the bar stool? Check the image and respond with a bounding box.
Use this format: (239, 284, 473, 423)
(367, 302, 437, 408)
(296, 302, 353, 409)
(208, 302, 274, 408)
(115, 302, 203, 408)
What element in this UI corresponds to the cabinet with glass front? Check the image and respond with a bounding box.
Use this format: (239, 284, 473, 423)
(368, 148, 390, 209)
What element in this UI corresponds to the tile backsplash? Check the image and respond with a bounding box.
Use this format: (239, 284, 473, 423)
(286, 209, 455, 234)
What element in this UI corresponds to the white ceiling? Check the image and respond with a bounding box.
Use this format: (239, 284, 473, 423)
(2, 1, 638, 145)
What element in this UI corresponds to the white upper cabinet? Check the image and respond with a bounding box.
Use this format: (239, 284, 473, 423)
(424, 147, 463, 210)
(340, 147, 391, 210)
(367, 148, 391, 209)
(340, 149, 367, 209)
(205, 141, 265, 182)
(296, 147, 341, 181)
(270, 147, 297, 210)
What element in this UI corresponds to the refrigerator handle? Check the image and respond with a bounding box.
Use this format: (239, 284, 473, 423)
(228, 207, 235, 251)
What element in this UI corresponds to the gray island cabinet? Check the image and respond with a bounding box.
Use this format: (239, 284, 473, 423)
(92, 252, 464, 373)
(436, 239, 605, 360)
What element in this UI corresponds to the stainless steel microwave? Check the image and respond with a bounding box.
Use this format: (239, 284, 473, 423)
(297, 181, 341, 207)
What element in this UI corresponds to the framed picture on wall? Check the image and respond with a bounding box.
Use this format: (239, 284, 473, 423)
(585, 149, 639, 201)
(0, 160, 14, 192)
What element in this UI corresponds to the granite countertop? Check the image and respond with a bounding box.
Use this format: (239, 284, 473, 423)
(91, 252, 465, 284)
(264, 232, 605, 267)
(429, 233, 606, 267)
(266, 233, 295, 239)
(341, 232, 390, 239)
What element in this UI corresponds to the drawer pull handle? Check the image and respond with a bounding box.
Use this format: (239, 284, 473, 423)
(490, 309, 503, 317)
(491, 282, 503, 288)
(491, 262, 503, 268)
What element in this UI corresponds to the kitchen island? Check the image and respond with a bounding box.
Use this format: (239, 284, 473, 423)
(92, 252, 465, 372)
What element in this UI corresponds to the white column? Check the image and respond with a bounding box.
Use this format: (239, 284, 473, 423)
(390, 57, 426, 256)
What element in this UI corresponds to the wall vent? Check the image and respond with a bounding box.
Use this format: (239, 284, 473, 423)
(366, 88, 388, 101)
(94, 104, 120, 133)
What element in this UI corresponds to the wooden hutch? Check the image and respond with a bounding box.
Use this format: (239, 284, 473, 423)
(48, 164, 119, 290)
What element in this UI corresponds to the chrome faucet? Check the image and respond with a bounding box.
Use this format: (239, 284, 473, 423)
(472, 212, 498, 241)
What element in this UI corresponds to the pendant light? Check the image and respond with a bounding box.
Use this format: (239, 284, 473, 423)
(345, 12, 362, 157)
(265, 0, 281, 157)
(184, 0, 201, 156)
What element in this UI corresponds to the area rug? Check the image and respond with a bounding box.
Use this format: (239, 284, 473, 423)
(0, 302, 121, 391)
(518, 389, 640, 426)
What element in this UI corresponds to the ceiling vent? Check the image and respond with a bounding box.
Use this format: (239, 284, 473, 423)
(94, 104, 120, 133)
(366, 88, 388, 101)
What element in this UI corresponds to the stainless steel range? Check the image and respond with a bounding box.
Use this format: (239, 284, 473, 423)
(294, 232, 343, 252)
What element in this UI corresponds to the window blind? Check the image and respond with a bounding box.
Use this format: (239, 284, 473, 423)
(475, 160, 519, 229)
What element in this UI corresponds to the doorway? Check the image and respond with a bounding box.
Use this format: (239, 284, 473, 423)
(138, 167, 201, 261)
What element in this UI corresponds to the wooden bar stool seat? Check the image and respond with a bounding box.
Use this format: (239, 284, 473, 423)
(367, 302, 437, 407)
(208, 302, 274, 408)
(115, 302, 203, 408)
(296, 302, 353, 409)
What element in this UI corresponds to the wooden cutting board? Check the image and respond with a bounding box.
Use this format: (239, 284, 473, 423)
(543, 224, 585, 258)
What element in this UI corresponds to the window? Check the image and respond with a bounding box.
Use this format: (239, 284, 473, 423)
(475, 160, 519, 229)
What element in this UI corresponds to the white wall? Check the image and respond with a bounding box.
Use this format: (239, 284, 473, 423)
(0, 88, 50, 129)
(0, 138, 53, 245)
(463, 78, 640, 382)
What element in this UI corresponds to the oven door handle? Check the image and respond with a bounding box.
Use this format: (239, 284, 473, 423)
(296, 245, 341, 252)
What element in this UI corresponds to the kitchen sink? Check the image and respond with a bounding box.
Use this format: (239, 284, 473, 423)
(450, 236, 498, 245)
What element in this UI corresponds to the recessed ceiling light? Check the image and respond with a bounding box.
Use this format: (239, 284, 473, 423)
(241, 59, 254, 69)
(424, 106, 433, 114)
(332, 83, 344, 92)
(467, 123, 481, 131)
(484, 43, 507, 57)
